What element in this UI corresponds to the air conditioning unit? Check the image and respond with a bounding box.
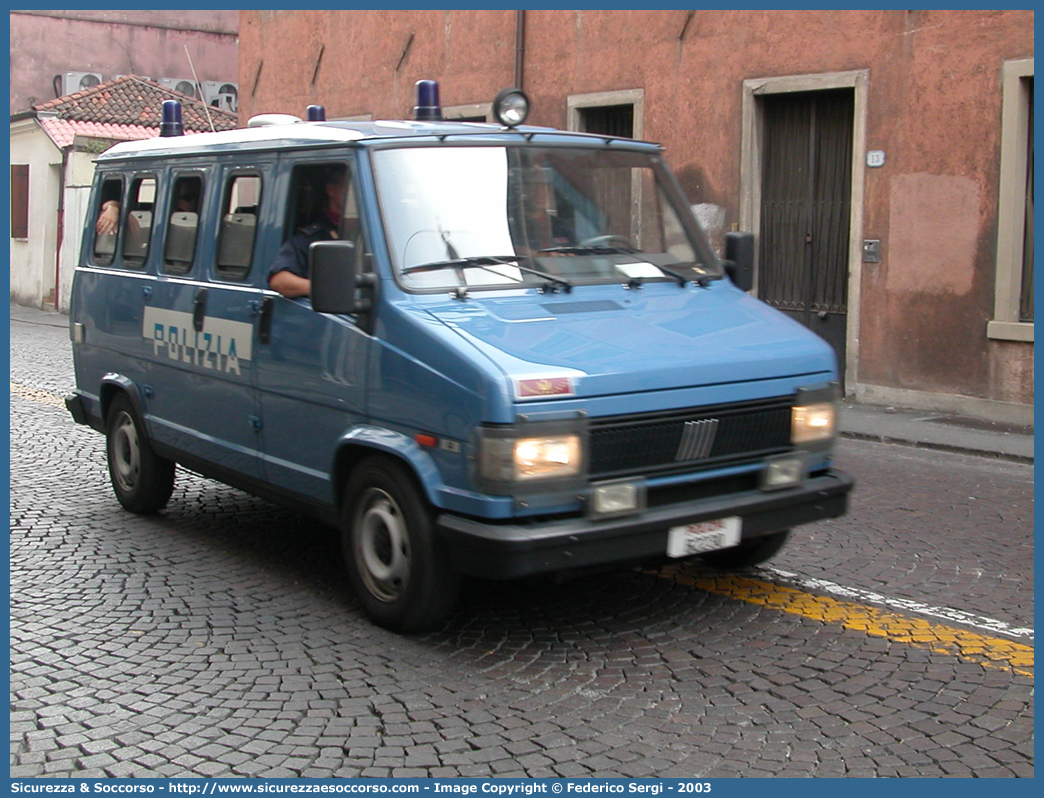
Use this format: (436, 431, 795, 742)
(158, 78, 199, 99)
(62, 71, 102, 95)
(202, 81, 238, 113)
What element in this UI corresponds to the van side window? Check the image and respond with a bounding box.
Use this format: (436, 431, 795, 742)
(92, 177, 123, 265)
(121, 176, 156, 268)
(215, 174, 261, 281)
(287, 162, 348, 237)
(267, 163, 349, 297)
(163, 175, 203, 275)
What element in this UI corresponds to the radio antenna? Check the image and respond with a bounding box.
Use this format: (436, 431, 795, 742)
(184, 44, 216, 132)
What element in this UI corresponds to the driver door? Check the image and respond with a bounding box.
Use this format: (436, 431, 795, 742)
(253, 156, 372, 503)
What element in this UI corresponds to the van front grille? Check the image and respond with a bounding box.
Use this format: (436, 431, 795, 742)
(588, 396, 793, 479)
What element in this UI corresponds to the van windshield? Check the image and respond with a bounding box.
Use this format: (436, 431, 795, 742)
(373, 145, 720, 291)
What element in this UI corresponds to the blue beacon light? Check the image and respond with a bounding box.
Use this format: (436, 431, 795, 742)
(413, 80, 442, 121)
(159, 100, 184, 137)
(307, 105, 326, 121)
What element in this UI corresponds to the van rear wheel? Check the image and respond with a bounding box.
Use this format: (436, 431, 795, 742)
(105, 395, 175, 514)
(342, 457, 459, 632)
(699, 530, 790, 570)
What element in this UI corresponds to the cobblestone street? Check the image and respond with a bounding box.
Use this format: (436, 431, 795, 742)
(10, 311, 1034, 778)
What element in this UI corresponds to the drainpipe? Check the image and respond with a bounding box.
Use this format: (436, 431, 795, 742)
(53, 145, 69, 311)
(514, 10, 525, 90)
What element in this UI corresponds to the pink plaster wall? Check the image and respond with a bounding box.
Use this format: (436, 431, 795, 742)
(237, 10, 517, 122)
(10, 11, 238, 114)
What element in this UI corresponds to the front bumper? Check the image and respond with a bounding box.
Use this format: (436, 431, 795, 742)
(65, 392, 90, 426)
(438, 468, 853, 578)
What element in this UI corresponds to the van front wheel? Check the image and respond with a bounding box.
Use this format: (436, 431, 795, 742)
(342, 457, 459, 632)
(105, 395, 175, 514)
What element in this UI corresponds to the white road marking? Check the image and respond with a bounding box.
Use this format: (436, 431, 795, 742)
(766, 567, 1035, 642)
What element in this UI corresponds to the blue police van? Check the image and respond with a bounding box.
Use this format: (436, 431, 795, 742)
(66, 82, 853, 631)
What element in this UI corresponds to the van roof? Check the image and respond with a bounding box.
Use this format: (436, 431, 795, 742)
(95, 119, 659, 162)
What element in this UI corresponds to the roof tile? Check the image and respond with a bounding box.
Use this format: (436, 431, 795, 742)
(38, 118, 210, 149)
(34, 74, 237, 133)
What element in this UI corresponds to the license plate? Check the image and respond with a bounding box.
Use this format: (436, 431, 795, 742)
(667, 517, 742, 558)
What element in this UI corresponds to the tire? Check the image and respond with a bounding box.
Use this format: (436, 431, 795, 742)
(105, 394, 175, 514)
(699, 530, 791, 570)
(342, 457, 459, 632)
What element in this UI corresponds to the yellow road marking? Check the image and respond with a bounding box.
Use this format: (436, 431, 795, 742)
(11, 381, 65, 408)
(661, 566, 1033, 678)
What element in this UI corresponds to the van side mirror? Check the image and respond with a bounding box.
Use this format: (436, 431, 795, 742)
(723, 231, 755, 292)
(310, 240, 375, 315)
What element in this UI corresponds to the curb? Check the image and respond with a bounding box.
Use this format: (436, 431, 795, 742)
(10, 312, 67, 329)
(840, 430, 1033, 465)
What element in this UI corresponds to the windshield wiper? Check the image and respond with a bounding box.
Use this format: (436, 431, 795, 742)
(657, 261, 713, 287)
(538, 245, 637, 256)
(403, 255, 573, 293)
(539, 246, 700, 287)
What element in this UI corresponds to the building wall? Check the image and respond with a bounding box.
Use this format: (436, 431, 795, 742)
(10, 121, 61, 308)
(57, 150, 99, 313)
(236, 10, 517, 122)
(9, 10, 239, 114)
(240, 10, 1035, 420)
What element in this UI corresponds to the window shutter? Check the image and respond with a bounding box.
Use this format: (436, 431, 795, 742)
(11, 164, 29, 239)
(1019, 79, 1034, 322)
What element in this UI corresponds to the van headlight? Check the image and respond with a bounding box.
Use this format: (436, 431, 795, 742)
(482, 434, 581, 482)
(791, 385, 840, 449)
(792, 403, 836, 444)
(476, 417, 586, 494)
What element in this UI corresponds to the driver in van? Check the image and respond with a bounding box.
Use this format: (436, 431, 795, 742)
(268, 167, 346, 298)
(512, 162, 577, 255)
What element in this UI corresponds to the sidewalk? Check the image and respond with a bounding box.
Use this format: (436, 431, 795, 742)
(10, 303, 1034, 463)
(840, 402, 1033, 463)
(10, 302, 67, 328)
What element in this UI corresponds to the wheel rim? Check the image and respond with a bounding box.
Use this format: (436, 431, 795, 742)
(111, 411, 142, 493)
(354, 487, 411, 603)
